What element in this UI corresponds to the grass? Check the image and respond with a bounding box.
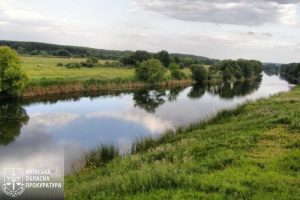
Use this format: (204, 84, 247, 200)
(83, 145, 120, 169)
(21, 56, 192, 83)
(21, 56, 135, 82)
(20, 56, 193, 97)
(65, 86, 300, 200)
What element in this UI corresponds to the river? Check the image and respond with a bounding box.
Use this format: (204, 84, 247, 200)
(0, 73, 292, 172)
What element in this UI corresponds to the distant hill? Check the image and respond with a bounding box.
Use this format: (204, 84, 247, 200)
(0, 40, 218, 64)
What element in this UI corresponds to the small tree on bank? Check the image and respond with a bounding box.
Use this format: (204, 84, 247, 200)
(0, 46, 28, 96)
(135, 59, 166, 83)
(190, 64, 208, 83)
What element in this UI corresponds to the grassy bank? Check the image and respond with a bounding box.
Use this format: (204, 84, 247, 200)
(65, 86, 300, 199)
(20, 56, 193, 97)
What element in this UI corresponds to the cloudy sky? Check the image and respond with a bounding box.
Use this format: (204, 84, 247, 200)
(0, 0, 299, 63)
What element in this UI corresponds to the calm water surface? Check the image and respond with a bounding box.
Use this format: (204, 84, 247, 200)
(0, 73, 292, 172)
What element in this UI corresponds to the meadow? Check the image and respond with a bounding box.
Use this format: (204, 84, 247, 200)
(21, 56, 193, 82)
(21, 56, 135, 82)
(65, 86, 300, 199)
(20, 56, 193, 97)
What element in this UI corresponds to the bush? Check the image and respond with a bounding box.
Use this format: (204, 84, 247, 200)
(0, 46, 28, 96)
(81, 57, 98, 68)
(135, 59, 166, 83)
(190, 64, 208, 83)
(169, 63, 186, 80)
(57, 63, 63, 67)
(65, 62, 81, 68)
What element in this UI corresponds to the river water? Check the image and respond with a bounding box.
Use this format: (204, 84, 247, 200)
(0, 73, 292, 172)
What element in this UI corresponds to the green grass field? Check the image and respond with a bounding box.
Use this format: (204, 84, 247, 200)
(21, 56, 135, 82)
(65, 87, 300, 199)
(21, 56, 192, 83)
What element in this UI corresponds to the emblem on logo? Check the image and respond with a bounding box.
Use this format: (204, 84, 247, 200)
(2, 168, 25, 197)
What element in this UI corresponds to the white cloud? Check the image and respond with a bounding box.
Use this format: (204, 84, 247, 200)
(30, 113, 80, 127)
(133, 0, 300, 26)
(0, 0, 92, 37)
(86, 111, 173, 134)
(0, 0, 299, 63)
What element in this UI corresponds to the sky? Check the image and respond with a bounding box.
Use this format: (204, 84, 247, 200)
(0, 0, 299, 63)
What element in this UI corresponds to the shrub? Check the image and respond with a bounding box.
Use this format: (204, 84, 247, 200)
(0, 46, 28, 96)
(190, 64, 208, 83)
(81, 57, 98, 68)
(135, 59, 166, 83)
(57, 63, 63, 67)
(83, 145, 119, 168)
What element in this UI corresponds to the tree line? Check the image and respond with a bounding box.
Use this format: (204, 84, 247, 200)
(0, 40, 217, 65)
(215, 59, 263, 82)
(280, 63, 300, 84)
(0, 45, 264, 97)
(135, 57, 263, 84)
(0, 40, 131, 60)
(120, 50, 218, 67)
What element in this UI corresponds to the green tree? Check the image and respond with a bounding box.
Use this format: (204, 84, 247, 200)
(234, 70, 242, 80)
(55, 49, 71, 57)
(172, 55, 181, 64)
(135, 59, 166, 83)
(238, 59, 253, 78)
(120, 50, 152, 66)
(190, 64, 208, 83)
(0, 46, 28, 96)
(222, 68, 232, 81)
(154, 50, 170, 68)
(182, 57, 195, 67)
(133, 51, 152, 63)
(169, 63, 186, 80)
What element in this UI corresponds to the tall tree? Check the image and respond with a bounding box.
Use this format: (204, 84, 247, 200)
(154, 50, 170, 68)
(0, 46, 28, 96)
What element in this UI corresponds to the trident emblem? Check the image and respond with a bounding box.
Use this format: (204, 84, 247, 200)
(2, 168, 25, 197)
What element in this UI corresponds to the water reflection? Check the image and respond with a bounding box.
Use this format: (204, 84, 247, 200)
(0, 101, 29, 145)
(188, 84, 206, 99)
(167, 87, 186, 102)
(133, 89, 167, 113)
(207, 80, 260, 99)
(0, 73, 292, 172)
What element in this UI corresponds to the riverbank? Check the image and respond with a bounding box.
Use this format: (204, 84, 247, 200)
(65, 86, 300, 199)
(22, 79, 193, 98)
(0, 56, 261, 99)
